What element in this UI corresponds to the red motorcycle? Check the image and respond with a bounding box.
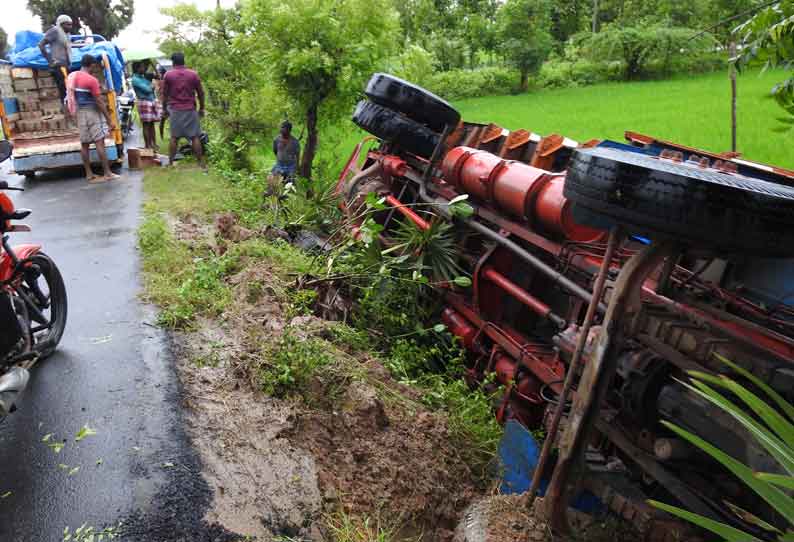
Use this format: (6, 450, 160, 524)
(0, 140, 67, 419)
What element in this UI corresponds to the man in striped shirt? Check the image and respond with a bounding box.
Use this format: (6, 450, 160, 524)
(70, 55, 118, 182)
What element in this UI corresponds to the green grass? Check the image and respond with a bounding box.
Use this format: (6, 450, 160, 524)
(455, 69, 794, 169)
(333, 69, 794, 169)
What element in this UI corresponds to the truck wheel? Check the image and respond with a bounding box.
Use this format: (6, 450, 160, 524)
(352, 100, 441, 159)
(365, 73, 461, 132)
(564, 146, 794, 257)
(21, 172, 35, 181)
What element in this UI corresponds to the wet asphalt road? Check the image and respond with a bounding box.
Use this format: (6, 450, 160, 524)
(0, 160, 236, 542)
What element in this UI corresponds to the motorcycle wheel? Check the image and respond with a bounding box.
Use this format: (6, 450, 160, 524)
(22, 253, 67, 359)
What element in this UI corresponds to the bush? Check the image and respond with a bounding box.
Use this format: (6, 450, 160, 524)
(538, 59, 621, 88)
(426, 66, 521, 100)
(393, 43, 438, 88)
(577, 25, 720, 80)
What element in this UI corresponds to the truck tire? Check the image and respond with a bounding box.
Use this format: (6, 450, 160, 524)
(352, 100, 441, 159)
(365, 73, 461, 132)
(564, 146, 794, 256)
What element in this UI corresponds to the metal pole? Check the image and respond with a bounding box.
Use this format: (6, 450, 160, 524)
(542, 240, 676, 533)
(730, 41, 738, 153)
(525, 226, 620, 511)
(463, 219, 607, 313)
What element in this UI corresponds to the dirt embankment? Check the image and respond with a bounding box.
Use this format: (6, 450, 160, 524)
(167, 212, 484, 541)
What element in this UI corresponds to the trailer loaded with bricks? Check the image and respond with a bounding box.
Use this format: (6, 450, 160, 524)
(0, 57, 123, 179)
(338, 73, 794, 540)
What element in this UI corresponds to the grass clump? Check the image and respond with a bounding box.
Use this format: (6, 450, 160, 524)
(229, 237, 321, 277)
(324, 509, 418, 542)
(138, 211, 237, 329)
(256, 329, 337, 398)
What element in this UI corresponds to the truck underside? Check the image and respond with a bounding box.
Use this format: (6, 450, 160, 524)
(338, 74, 794, 541)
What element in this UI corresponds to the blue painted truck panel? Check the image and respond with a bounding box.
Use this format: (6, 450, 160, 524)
(13, 145, 119, 173)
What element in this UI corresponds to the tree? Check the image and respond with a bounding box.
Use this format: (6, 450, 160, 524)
(241, 0, 399, 179)
(27, 0, 133, 39)
(582, 25, 716, 80)
(735, 0, 794, 129)
(159, 5, 283, 170)
(498, 0, 554, 91)
(551, 0, 588, 43)
(0, 27, 7, 58)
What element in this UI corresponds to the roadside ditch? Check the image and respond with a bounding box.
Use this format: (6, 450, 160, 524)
(137, 165, 640, 542)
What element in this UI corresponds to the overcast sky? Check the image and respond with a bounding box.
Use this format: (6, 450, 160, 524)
(6, 0, 237, 50)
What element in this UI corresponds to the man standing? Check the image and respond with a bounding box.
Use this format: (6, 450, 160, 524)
(161, 52, 205, 168)
(38, 15, 73, 103)
(271, 121, 300, 181)
(69, 55, 118, 182)
(131, 61, 162, 151)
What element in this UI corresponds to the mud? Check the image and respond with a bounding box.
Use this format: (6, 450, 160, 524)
(165, 212, 486, 540)
(173, 331, 324, 540)
(455, 495, 642, 542)
(292, 358, 481, 541)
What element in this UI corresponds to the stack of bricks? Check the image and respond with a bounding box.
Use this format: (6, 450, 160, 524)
(9, 67, 72, 135)
(0, 64, 13, 98)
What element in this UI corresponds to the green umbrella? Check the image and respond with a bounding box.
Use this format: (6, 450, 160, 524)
(123, 48, 165, 63)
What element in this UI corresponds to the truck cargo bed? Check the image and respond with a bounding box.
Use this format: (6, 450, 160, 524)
(12, 131, 120, 174)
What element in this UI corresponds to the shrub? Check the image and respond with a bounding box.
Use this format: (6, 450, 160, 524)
(393, 43, 438, 89)
(577, 25, 720, 80)
(426, 66, 521, 100)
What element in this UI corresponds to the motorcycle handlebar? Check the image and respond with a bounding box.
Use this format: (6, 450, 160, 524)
(0, 181, 23, 191)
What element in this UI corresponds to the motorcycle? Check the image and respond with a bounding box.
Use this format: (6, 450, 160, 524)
(0, 140, 68, 419)
(118, 88, 135, 140)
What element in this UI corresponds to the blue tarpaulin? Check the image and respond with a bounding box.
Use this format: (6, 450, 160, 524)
(9, 31, 125, 93)
(498, 420, 603, 513)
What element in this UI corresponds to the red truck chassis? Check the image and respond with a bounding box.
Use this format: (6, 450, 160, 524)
(337, 74, 794, 541)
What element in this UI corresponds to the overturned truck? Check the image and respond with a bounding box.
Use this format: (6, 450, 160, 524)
(337, 74, 794, 540)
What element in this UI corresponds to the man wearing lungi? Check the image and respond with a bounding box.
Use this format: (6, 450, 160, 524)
(161, 52, 206, 169)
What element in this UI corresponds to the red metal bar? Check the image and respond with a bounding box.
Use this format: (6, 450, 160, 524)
(385, 194, 430, 231)
(482, 266, 565, 328)
(446, 293, 564, 391)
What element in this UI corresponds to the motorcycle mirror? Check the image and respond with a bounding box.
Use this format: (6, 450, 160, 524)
(0, 141, 11, 164)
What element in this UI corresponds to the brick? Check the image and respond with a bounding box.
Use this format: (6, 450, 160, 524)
(12, 78, 38, 92)
(36, 88, 60, 100)
(18, 100, 40, 113)
(35, 70, 53, 79)
(11, 68, 34, 79)
(37, 77, 57, 89)
(40, 98, 62, 109)
(20, 111, 39, 120)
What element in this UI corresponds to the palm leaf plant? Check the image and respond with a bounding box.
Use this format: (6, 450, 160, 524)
(648, 354, 794, 541)
(382, 217, 465, 285)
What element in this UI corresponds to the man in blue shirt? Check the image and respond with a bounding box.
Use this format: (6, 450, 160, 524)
(272, 121, 300, 181)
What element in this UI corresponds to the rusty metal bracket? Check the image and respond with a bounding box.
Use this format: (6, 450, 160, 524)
(542, 240, 676, 533)
(526, 226, 621, 509)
